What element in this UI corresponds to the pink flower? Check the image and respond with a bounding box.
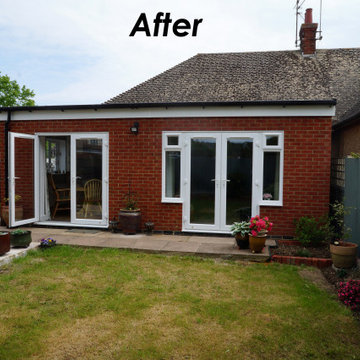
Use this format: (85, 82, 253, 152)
(251, 230, 257, 236)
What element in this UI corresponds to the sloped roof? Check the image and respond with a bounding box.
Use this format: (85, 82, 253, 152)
(106, 48, 360, 123)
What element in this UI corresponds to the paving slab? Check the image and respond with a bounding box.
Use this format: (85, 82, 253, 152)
(0, 242, 39, 266)
(133, 238, 169, 251)
(161, 241, 201, 253)
(188, 236, 234, 244)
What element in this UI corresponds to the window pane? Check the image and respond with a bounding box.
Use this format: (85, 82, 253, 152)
(167, 136, 179, 146)
(165, 151, 180, 198)
(190, 138, 216, 224)
(76, 139, 103, 219)
(14, 137, 34, 221)
(226, 138, 252, 224)
(266, 135, 278, 146)
(263, 152, 280, 201)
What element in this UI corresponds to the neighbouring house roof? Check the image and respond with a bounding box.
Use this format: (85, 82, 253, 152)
(106, 48, 360, 124)
(333, 99, 360, 130)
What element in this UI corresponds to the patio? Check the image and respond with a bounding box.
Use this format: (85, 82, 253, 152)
(0, 226, 274, 265)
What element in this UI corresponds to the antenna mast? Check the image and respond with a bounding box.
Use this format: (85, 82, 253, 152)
(295, 0, 305, 47)
(317, 0, 323, 40)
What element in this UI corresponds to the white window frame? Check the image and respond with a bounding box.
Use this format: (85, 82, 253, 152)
(162, 132, 183, 203)
(259, 132, 284, 206)
(161, 131, 284, 210)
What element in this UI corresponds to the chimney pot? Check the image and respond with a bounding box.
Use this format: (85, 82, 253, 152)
(304, 8, 313, 24)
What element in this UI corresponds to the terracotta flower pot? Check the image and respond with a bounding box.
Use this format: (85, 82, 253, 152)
(235, 233, 249, 249)
(0, 231, 10, 255)
(249, 234, 267, 253)
(330, 241, 358, 269)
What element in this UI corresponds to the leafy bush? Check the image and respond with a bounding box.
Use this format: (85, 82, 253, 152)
(295, 248, 311, 257)
(338, 280, 360, 311)
(294, 216, 328, 247)
(329, 201, 351, 241)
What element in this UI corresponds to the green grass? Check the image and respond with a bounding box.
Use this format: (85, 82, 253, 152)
(0, 246, 359, 360)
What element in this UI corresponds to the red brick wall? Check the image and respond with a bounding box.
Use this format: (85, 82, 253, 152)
(0, 116, 332, 236)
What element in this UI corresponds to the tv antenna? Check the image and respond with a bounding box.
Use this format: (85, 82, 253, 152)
(295, 0, 323, 48)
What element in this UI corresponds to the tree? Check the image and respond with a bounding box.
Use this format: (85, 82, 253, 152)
(0, 72, 35, 107)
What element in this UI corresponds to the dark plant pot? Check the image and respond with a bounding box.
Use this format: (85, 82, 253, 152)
(249, 234, 267, 253)
(330, 241, 358, 269)
(1, 205, 24, 227)
(118, 209, 141, 235)
(0, 231, 10, 255)
(235, 233, 249, 249)
(10, 230, 32, 248)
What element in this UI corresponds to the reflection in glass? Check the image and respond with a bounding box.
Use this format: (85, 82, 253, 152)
(263, 152, 280, 201)
(165, 151, 180, 198)
(226, 139, 253, 224)
(190, 138, 216, 224)
(14, 137, 34, 221)
(76, 139, 103, 219)
(266, 135, 279, 146)
(167, 136, 179, 146)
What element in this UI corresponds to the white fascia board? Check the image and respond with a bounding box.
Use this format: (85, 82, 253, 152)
(0, 104, 336, 121)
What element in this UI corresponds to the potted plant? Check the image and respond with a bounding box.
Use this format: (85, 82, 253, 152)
(230, 221, 250, 249)
(118, 182, 141, 234)
(10, 229, 32, 248)
(329, 201, 358, 269)
(0, 231, 10, 255)
(1, 195, 23, 227)
(249, 215, 273, 253)
(39, 237, 57, 249)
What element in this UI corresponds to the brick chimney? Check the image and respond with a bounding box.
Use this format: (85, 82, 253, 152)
(299, 8, 318, 56)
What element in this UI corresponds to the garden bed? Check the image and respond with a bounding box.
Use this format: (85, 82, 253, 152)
(271, 242, 332, 269)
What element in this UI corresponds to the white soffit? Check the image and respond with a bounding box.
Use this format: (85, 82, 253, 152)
(0, 105, 336, 121)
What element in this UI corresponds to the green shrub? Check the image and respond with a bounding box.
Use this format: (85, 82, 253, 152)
(295, 248, 311, 257)
(294, 216, 328, 247)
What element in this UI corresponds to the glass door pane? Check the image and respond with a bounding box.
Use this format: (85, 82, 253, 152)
(75, 138, 103, 220)
(9, 133, 38, 227)
(190, 138, 216, 224)
(225, 138, 253, 224)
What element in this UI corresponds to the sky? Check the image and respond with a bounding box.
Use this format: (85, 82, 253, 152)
(1, 0, 359, 105)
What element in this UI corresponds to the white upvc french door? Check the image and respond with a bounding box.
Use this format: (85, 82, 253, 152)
(183, 132, 261, 232)
(9, 132, 39, 227)
(9, 132, 108, 228)
(71, 133, 109, 226)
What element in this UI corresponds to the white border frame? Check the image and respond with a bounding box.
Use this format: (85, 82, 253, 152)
(35, 132, 108, 227)
(259, 132, 284, 207)
(162, 132, 183, 203)
(71, 133, 109, 226)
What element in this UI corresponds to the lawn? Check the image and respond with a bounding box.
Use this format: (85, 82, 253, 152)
(0, 246, 359, 360)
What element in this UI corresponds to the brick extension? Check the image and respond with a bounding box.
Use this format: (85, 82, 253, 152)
(0, 115, 332, 237)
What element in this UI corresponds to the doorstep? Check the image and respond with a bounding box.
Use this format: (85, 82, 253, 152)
(4, 226, 271, 262)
